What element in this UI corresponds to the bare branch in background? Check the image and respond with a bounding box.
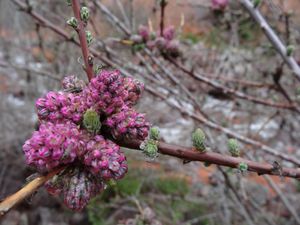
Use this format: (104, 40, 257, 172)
(240, 0, 300, 82)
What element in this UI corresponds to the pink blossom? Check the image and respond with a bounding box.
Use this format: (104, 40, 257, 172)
(24, 69, 150, 211)
(138, 25, 150, 41)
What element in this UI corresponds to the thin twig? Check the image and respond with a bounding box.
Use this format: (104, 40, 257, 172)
(264, 175, 300, 224)
(93, 0, 131, 36)
(168, 57, 300, 112)
(160, 0, 167, 36)
(145, 85, 300, 166)
(0, 167, 64, 217)
(71, 0, 94, 80)
(240, 0, 300, 82)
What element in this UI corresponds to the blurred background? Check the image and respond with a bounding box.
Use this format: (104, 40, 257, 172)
(1, 0, 300, 224)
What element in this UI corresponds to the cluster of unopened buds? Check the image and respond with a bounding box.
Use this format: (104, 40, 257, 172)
(23, 70, 150, 211)
(129, 25, 181, 58)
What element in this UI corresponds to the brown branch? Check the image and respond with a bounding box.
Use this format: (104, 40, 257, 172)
(12, 0, 118, 73)
(0, 167, 64, 217)
(145, 85, 300, 166)
(167, 57, 300, 113)
(1, 140, 300, 217)
(5, 1, 300, 218)
(119, 140, 300, 179)
(71, 0, 94, 81)
(159, 0, 167, 36)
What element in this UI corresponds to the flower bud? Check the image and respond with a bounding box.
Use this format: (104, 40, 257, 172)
(150, 126, 160, 141)
(162, 26, 175, 41)
(227, 138, 240, 157)
(141, 139, 158, 158)
(80, 6, 90, 22)
(192, 128, 206, 152)
(138, 25, 150, 41)
(238, 162, 248, 172)
(85, 30, 93, 46)
(67, 17, 78, 29)
(83, 109, 101, 134)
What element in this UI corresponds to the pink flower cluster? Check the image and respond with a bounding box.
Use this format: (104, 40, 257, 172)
(23, 121, 83, 172)
(83, 135, 127, 179)
(104, 106, 149, 140)
(23, 70, 150, 210)
(36, 91, 87, 123)
(211, 0, 228, 10)
(134, 25, 181, 57)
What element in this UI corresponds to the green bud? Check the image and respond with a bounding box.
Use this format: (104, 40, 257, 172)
(83, 109, 101, 134)
(238, 162, 248, 172)
(85, 30, 93, 46)
(227, 138, 240, 157)
(286, 45, 294, 56)
(132, 43, 145, 52)
(66, 0, 71, 6)
(150, 126, 160, 140)
(80, 6, 90, 22)
(192, 128, 206, 152)
(140, 139, 158, 158)
(67, 17, 78, 29)
(253, 0, 261, 8)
